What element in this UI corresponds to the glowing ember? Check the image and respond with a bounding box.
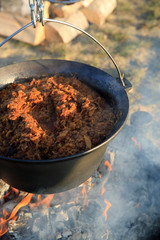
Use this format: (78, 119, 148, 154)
(104, 200, 112, 221)
(0, 193, 33, 237)
(104, 160, 112, 172)
(131, 137, 141, 151)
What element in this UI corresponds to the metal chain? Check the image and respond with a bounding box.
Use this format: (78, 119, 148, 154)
(29, 0, 44, 28)
(28, 0, 82, 27)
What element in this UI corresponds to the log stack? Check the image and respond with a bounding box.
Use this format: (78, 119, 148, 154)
(0, 0, 117, 45)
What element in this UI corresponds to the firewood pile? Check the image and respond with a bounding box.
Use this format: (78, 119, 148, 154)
(0, 0, 117, 45)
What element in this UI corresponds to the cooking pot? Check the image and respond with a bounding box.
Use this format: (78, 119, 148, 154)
(0, 18, 131, 194)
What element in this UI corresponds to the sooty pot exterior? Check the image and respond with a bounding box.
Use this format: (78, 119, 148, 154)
(0, 144, 108, 194)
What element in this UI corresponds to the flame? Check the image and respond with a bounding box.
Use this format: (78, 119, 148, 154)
(0, 187, 20, 201)
(135, 203, 140, 208)
(0, 190, 55, 237)
(101, 178, 108, 196)
(131, 137, 141, 151)
(104, 160, 112, 172)
(104, 200, 112, 221)
(81, 182, 89, 207)
(99, 173, 102, 179)
(101, 182, 106, 196)
(0, 193, 33, 237)
(30, 194, 54, 209)
(11, 187, 19, 196)
(81, 181, 88, 197)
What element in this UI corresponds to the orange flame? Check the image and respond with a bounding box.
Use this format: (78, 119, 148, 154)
(11, 187, 19, 196)
(81, 182, 89, 207)
(99, 173, 102, 179)
(0, 187, 20, 201)
(104, 199, 112, 221)
(104, 160, 112, 172)
(0, 193, 33, 237)
(101, 182, 106, 196)
(30, 194, 54, 209)
(101, 178, 108, 196)
(131, 137, 141, 151)
(135, 203, 140, 208)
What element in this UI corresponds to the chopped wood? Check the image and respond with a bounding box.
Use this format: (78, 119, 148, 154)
(82, 0, 94, 7)
(0, 0, 117, 45)
(81, 0, 117, 26)
(0, 1, 50, 46)
(44, 1, 51, 19)
(0, 12, 45, 46)
(45, 11, 88, 43)
(50, 1, 83, 18)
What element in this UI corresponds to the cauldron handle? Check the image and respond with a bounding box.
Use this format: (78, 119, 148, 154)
(44, 18, 126, 88)
(0, 18, 126, 88)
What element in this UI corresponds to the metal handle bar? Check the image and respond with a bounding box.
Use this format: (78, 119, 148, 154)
(0, 18, 125, 87)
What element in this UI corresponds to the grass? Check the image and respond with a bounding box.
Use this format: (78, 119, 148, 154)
(107, 30, 129, 43)
(117, 0, 134, 13)
(117, 0, 160, 29)
(41, 42, 66, 59)
(138, 0, 160, 28)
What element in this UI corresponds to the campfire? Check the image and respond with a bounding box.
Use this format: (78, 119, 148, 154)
(0, 152, 113, 239)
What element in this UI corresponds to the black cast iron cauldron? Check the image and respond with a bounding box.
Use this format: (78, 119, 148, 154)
(0, 59, 131, 194)
(0, 19, 132, 194)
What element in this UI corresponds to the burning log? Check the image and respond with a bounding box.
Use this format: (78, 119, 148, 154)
(0, 193, 33, 237)
(81, 0, 117, 26)
(0, 181, 10, 200)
